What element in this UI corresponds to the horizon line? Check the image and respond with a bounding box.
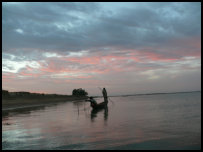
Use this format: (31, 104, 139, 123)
(2, 89, 201, 97)
(94, 90, 201, 98)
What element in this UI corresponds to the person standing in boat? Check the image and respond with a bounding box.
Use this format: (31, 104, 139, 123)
(102, 88, 108, 103)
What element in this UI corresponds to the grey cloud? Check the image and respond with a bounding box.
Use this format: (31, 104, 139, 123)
(2, 2, 201, 56)
(2, 2, 100, 51)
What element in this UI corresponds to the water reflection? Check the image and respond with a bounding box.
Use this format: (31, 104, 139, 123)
(2, 105, 46, 118)
(90, 106, 108, 122)
(72, 100, 109, 122)
(2, 93, 201, 150)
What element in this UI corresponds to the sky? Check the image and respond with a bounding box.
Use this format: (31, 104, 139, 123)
(2, 2, 201, 96)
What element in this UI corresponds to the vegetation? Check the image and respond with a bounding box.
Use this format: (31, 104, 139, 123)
(2, 90, 67, 98)
(2, 89, 88, 98)
(72, 88, 88, 96)
(2, 90, 9, 96)
(2, 89, 88, 110)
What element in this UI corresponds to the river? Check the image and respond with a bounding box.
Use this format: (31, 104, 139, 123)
(2, 92, 201, 150)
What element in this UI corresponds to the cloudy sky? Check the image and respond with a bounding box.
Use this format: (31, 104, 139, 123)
(2, 2, 201, 96)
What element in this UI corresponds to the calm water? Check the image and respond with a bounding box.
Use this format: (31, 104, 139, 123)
(2, 92, 201, 150)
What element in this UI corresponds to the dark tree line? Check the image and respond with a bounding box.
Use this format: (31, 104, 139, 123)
(72, 88, 88, 96)
(2, 90, 9, 96)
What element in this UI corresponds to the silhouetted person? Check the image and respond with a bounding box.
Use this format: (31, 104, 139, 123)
(102, 88, 108, 103)
(87, 97, 97, 107)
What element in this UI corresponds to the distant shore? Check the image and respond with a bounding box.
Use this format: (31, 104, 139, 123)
(2, 90, 200, 111)
(2, 91, 88, 110)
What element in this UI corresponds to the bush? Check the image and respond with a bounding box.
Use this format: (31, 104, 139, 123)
(2, 90, 9, 96)
(72, 88, 88, 96)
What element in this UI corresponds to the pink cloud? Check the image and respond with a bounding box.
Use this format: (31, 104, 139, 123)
(62, 56, 101, 65)
(3, 37, 201, 95)
(2, 72, 17, 81)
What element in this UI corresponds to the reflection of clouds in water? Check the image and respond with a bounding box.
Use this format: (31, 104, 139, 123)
(2, 93, 201, 149)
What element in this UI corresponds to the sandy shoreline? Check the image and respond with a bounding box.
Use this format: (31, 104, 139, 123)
(2, 96, 88, 111)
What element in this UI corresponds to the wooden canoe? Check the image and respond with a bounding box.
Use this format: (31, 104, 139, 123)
(90, 88, 108, 110)
(90, 101, 107, 109)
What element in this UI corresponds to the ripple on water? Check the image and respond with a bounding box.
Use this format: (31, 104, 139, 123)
(2, 93, 201, 150)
